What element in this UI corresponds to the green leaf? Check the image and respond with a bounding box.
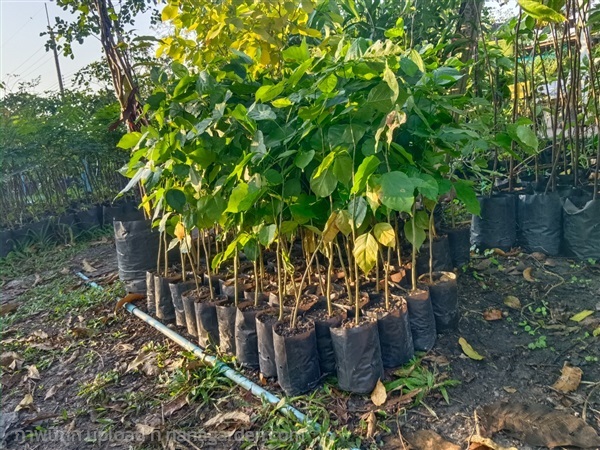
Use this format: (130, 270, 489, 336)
(517, 0, 567, 22)
(353, 233, 379, 274)
(294, 150, 315, 169)
(516, 124, 539, 151)
(282, 40, 310, 62)
(373, 223, 396, 247)
(318, 73, 338, 93)
(313, 152, 336, 178)
(416, 174, 439, 200)
(310, 167, 337, 198)
(248, 104, 276, 121)
(165, 189, 186, 213)
(256, 83, 284, 103)
(333, 154, 353, 187)
(227, 182, 261, 213)
(379, 171, 415, 213)
(404, 217, 427, 250)
(348, 197, 368, 229)
(288, 58, 313, 87)
(117, 132, 142, 149)
(258, 224, 277, 247)
(453, 180, 481, 215)
(352, 155, 380, 195)
(243, 238, 259, 262)
(365, 83, 394, 113)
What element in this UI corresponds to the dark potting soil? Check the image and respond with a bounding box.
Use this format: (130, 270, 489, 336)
(237, 299, 269, 312)
(184, 285, 215, 303)
(256, 309, 279, 325)
(274, 316, 314, 337)
(339, 315, 378, 329)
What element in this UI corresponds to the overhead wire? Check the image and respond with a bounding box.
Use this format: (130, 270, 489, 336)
(1, 5, 45, 49)
(8, 45, 46, 73)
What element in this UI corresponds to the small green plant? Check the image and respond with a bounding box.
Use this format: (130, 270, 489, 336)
(77, 370, 120, 404)
(528, 335, 548, 350)
(384, 357, 460, 406)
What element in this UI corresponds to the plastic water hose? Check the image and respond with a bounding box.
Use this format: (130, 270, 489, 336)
(74, 272, 309, 423)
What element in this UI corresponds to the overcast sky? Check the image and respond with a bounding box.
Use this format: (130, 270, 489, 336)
(0, 0, 154, 94)
(1, 0, 518, 96)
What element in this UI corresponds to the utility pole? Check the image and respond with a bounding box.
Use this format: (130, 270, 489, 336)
(44, 3, 64, 96)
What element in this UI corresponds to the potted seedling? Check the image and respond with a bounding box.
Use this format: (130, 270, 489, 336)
(418, 196, 459, 333)
(404, 191, 437, 352)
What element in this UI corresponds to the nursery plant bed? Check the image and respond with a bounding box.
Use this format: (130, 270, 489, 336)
(2, 239, 599, 450)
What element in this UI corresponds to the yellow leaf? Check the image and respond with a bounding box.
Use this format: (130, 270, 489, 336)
(373, 222, 396, 248)
(161, 4, 179, 22)
(370, 379, 386, 406)
(458, 337, 484, 360)
(322, 212, 340, 243)
(593, 327, 600, 337)
(569, 310, 594, 322)
(272, 98, 293, 108)
(174, 222, 186, 241)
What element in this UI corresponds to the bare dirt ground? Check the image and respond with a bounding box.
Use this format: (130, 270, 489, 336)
(1, 236, 599, 449)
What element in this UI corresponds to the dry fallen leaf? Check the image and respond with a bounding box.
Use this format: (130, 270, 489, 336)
(543, 258, 557, 267)
(26, 365, 40, 381)
(114, 293, 145, 314)
(480, 401, 600, 448)
(390, 271, 405, 283)
(127, 350, 160, 376)
(483, 309, 503, 321)
(522, 267, 536, 282)
(530, 252, 546, 261)
(0, 303, 19, 316)
(81, 259, 97, 273)
(0, 352, 23, 369)
(469, 434, 518, 450)
(552, 363, 582, 393)
(407, 430, 461, 450)
(44, 385, 58, 401)
(163, 394, 188, 417)
(503, 386, 517, 394)
(15, 393, 34, 412)
(503, 296, 521, 310)
(32, 330, 49, 340)
(458, 337, 485, 360)
(493, 248, 508, 257)
(70, 327, 91, 338)
(370, 379, 387, 406)
(204, 411, 250, 428)
(365, 411, 377, 439)
(259, 373, 267, 386)
(570, 310, 594, 322)
(135, 423, 156, 436)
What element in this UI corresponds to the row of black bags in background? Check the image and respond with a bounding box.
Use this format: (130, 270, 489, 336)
(471, 190, 600, 258)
